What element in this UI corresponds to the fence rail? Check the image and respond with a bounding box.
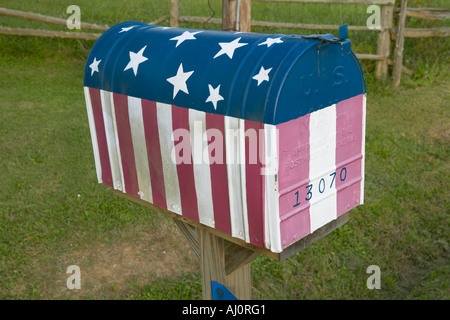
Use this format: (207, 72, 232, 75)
(172, 0, 449, 84)
(1, 1, 448, 85)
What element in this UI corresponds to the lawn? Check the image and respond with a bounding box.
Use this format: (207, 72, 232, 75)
(0, 0, 448, 300)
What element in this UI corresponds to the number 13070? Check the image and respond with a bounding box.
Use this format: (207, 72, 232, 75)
(293, 167, 347, 208)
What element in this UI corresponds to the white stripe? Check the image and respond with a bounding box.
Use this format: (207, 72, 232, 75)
(309, 104, 337, 233)
(225, 116, 246, 241)
(264, 124, 281, 252)
(157, 102, 182, 215)
(189, 109, 215, 227)
(239, 119, 250, 243)
(128, 96, 152, 203)
(84, 87, 102, 183)
(100, 90, 124, 191)
(109, 92, 126, 192)
(360, 94, 367, 205)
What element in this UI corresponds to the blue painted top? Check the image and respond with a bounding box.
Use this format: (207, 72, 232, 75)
(84, 21, 366, 125)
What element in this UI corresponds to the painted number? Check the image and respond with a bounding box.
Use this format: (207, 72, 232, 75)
(305, 184, 313, 201)
(293, 167, 347, 207)
(293, 190, 301, 207)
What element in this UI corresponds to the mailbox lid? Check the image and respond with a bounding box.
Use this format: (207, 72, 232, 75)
(84, 21, 365, 125)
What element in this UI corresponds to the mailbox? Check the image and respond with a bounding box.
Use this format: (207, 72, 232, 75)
(84, 21, 366, 254)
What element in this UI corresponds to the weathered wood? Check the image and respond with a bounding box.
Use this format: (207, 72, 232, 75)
(178, 16, 222, 25)
(392, 0, 408, 87)
(222, 0, 238, 31)
(225, 263, 252, 299)
(251, 20, 375, 31)
(0, 7, 109, 31)
(375, 3, 394, 80)
(392, 27, 450, 39)
(356, 53, 385, 60)
(387, 58, 413, 75)
(199, 229, 227, 299)
(173, 217, 257, 299)
(396, 7, 450, 21)
(199, 228, 253, 300)
(239, 0, 252, 32)
(169, 0, 179, 28)
(224, 243, 259, 275)
(172, 218, 200, 259)
(179, 16, 377, 32)
(253, 0, 395, 4)
(0, 26, 101, 40)
(149, 15, 168, 26)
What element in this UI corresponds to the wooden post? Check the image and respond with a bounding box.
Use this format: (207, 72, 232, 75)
(239, 0, 252, 32)
(199, 228, 253, 300)
(222, 0, 237, 31)
(375, 3, 394, 80)
(173, 218, 257, 300)
(223, 0, 252, 32)
(169, 0, 179, 28)
(114, 190, 350, 299)
(393, 0, 408, 87)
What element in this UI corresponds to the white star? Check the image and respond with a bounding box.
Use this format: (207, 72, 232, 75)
(205, 84, 224, 110)
(170, 31, 202, 47)
(252, 66, 272, 86)
(119, 26, 136, 33)
(89, 57, 101, 76)
(124, 45, 148, 76)
(258, 37, 284, 48)
(166, 63, 194, 99)
(213, 37, 248, 59)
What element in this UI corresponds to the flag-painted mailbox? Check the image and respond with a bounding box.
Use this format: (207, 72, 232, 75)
(84, 21, 366, 254)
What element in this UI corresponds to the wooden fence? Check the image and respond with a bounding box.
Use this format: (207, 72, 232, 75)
(170, 0, 450, 83)
(0, 7, 167, 40)
(0, 1, 448, 85)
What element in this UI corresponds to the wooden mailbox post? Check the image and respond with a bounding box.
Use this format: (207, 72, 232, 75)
(118, 190, 349, 299)
(83, 20, 366, 300)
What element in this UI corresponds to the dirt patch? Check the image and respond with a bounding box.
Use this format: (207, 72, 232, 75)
(54, 221, 199, 299)
(428, 117, 450, 143)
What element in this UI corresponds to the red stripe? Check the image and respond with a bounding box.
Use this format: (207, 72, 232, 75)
(277, 113, 311, 249)
(205, 113, 231, 235)
(245, 120, 265, 247)
(335, 95, 364, 216)
(89, 88, 113, 188)
(171, 105, 199, 222)
(141, 99, 167, 209)
(112, 93, 140, 197)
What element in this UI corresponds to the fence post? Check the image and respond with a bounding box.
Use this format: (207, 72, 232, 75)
(375, 3, 394, 80)
(223, 0, 237, 31)
(223, 0, 251, 32)
(393, 0, 408, 87)
(169, 0, 179, 28)
(239, 0, 252, 32)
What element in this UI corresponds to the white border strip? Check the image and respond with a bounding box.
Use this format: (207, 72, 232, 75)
(84, 87, 102, 183)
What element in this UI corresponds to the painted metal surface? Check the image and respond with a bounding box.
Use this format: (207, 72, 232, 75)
(84, 21, 365, 125)
(83, 22, 366, 253)
(211, 281, 238, 300)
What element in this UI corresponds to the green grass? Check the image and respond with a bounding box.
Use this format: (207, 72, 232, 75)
(0, 0, 449, 300)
